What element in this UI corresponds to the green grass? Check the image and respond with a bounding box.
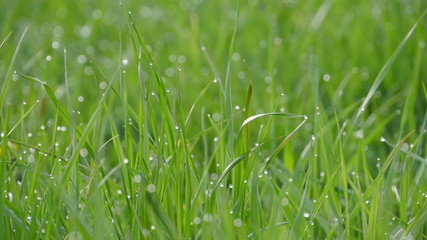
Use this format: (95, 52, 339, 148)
(1, 0, 427, 239)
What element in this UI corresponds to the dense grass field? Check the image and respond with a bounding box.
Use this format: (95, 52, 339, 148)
(1, 0, 427, 239)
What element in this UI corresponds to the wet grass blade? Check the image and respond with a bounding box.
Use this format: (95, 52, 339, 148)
(355, 9, 427, 121)
(0, 31, 12, 50)
(0, 26, 28, 111)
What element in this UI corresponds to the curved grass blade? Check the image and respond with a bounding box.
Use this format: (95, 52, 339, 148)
(382, 137, 427, 165)
(16, 72, 96, 160)
(212, 151, 250, 191)
(146, 192, 179, 240)
(16, 73, 68, 120)
(223, 0, 240, 154)
(185, 80, 213, 127)
(0, 31, 12, 50)
(213, 112, 307, 190)
(0, 26, 28, 111)
(239, 112, 306, 134)
(355, 9, 427, 121)
(260, 116, 307, 172)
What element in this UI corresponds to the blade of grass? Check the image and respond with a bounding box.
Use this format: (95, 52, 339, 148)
(0, 26, 28, 113)
(0, 31, 12, 50)
(354, 9, 427, 121)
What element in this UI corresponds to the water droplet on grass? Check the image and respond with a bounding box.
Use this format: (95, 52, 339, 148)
(77, 55, 87, 64)
(51, 41, 60, 49)
(79, 25, 91, 38)
(281, 197, 289, 206)
(92, 9, 103, 19)
(323, 74, 331, 82)
(203, 214, 213, 222)
(259, 40, 268, 48)
(79, 148, 88, 157)
(233, 218, 242, 227)
(354, 130, 363, 139)
(99, 81, 107, 90)
(133, 175, 142, 183)
(142, 229, 150, 237)
(177, 55, 186, 64)
(232, 53, 240, 62)
(147, 184, 156, 193)
(193, 217, 201, 224)
(303, 212, 310, 218)
(380, 137, 386, 142)
(28, 155, 35, 163)
(210, 173, 218, 180)
(212, 113, 221, 122)
(401, 143, 409, 151)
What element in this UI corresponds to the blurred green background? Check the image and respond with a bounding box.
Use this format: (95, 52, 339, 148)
(2, 0, 426, 163)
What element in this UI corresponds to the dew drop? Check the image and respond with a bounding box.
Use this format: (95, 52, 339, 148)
(79, 148, 88, 157)
(401, 143, 409, 151)
(203, 214, 213, 222)
(281, 197, 289, 206)
(133, 175, 142, 183)
(146, 184, 156, 193)
(193, 217, 201, 224)
(77, 55, 87, 64)
(323, 74, 331, 82)
(99, 81, 107, 90)
(233, 218, 242, 227)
